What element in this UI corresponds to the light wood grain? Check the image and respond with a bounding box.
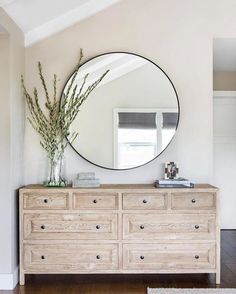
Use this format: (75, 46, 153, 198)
(123, 243, 216, 270)
(73, 192, 118, 209)
(171, 192, 216, 210)
(24, 243, 118, 272)
(23, 192, 69, 210)
(123, 193, 167, 210)
(22, 183, 218, 190)
(24, 213, 118, 240)
(123, 214, 216, 240)
(19, 184, 220, 285)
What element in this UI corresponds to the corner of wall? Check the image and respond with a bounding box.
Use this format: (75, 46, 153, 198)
(0, 266, 18, 290)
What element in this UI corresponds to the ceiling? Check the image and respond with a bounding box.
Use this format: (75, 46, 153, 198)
(0, 0, 120, 46)
(214, 39, 236, 71)
(3, 1, 236, 71)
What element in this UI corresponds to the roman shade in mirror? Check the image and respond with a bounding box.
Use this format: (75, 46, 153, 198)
(162, 113, 179, 129)
(61, 52, 180, 170)
(118, 112, 157, 129)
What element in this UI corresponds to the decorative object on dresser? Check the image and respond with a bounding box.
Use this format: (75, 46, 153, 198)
(73, 172, 100, 187)
(156, 178, 194, 188)
(165, 162, 179, 179)
(21, 50, 108, 187)
(19, 184, 220, 285)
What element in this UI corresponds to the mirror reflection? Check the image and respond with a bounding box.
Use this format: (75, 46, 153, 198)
(63, 52, 179, 170)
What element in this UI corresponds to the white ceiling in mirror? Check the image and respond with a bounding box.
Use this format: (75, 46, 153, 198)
(63, 53, 179, 170)
(72, 53, 148, 90)
(214, 39, 236, 71)
(1, 0, 121, 46)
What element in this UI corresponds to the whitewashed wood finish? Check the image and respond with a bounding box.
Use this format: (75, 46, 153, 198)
(73, 192, 118, 209)
(171, 192, 216, 210)
(23, 192, 69, 210)
(123, 214, 216, 240)
(24, 244, 118, 272)
(123, 193, 167, 210)
(123, 243, 216, 270)
(19, 184, 220, 285)
(24, 213, 118, 240)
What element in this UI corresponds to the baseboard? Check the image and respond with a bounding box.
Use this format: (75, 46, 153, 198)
(0, 266, 19, 290)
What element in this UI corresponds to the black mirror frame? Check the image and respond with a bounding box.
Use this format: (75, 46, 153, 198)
(60, 51, 180, 171)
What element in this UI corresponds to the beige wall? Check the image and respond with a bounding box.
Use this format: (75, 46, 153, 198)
(0, 33, 11, 274)
(0, 8, 24, 289)
(25, 0, 236, 186)
(213, 71, 236, 90)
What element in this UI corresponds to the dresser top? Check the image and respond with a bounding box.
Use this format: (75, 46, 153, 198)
(20, 183, 218, 192)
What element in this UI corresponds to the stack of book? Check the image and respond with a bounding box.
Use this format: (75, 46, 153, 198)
(155, 178, 194, 188)
(72, 172, 100, 188)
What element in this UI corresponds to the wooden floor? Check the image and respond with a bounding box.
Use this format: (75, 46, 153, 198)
(2, 230, 236, 294)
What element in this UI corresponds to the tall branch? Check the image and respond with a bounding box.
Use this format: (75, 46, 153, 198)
(21, 49, 109, 164)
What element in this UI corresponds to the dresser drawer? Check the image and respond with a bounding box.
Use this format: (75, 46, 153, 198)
(123, 214, 216, 240)
(123, 193, 167, 210)
(123, 243, 216, 270)
(73, 192, 118, 210)
(24, 213, 118, 240)
(24, 244, 118, 272)
(171, 192, 216, 210)
(23, 192, 69, 210)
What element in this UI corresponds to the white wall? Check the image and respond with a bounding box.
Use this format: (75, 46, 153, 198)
(0, 8, 25, 290)
(0, 33, 11, 273)
(22, 0, 236, 223)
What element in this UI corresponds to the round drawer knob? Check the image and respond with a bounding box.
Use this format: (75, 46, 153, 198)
(140, 256, 144, 260)
(41, 255, 45, 260)
(195, 255, 199, 260)
(143, 199, 147, 204)
(96, 255, 101, 259)
(41, 225, 45, 230)
(96, 225, 100, 229)
(195, 225, 199, 229)
(140, 225, 144, 230)
(191, 199, 196, 203)
(93, 199, 97, 204)
(44, 199, 48, 203)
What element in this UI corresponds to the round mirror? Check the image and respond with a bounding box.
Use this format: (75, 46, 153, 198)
(63, 52, 179, 170)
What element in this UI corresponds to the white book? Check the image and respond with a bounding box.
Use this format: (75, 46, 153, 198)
(73, 178, 100, 188)
(77, 172, 95, 180)
(158, 178, 191, 185)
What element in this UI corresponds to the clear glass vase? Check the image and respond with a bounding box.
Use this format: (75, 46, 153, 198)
(45, 155, 67, 187)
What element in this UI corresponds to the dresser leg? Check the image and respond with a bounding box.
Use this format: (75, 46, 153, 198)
(216, 271, 221, 284)
(19, 272, 25, 285)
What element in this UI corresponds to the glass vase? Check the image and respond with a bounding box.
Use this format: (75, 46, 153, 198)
(45, 155, 67, 187)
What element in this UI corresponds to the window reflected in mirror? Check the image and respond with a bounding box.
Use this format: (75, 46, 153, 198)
(114, 109, 178, 168)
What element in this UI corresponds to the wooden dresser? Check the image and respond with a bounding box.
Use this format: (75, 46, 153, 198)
(19, 184, 220, 285)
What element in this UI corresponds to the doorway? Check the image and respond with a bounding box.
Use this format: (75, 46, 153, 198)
(213, 39, 236, 229)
